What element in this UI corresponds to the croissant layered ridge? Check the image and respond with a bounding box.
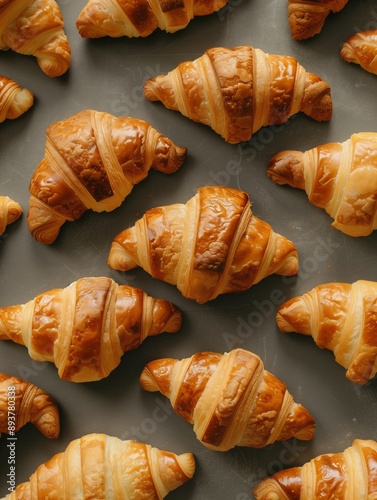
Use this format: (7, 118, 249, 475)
(27, 109, 187, 244)
(341, 30, 377, 75)
(108, 186, 299, 303)
(0, 76, 33, 123)
(0, 277, 182, 382)
(0, 195, 22, 235)
(143, 45, 332, 144)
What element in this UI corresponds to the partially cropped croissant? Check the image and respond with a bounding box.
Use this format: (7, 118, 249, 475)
(140, 348, 315, 451)
(0, 196, 22, 235)
(108, 186, 299, 303)
(0, 277, 181, 382)
(267, 132, 377, 237)
(253, 438, 377, 499)
(341, 30, 377, 75)
(288, 0, 349, 40)
(0, 433, 195, 499)
(143, 45, 332, 144)
(27, 109, 187, 244)
(0, 76, 33, 123)
(0, 373, 59, 439)
(276, 280, 377, 384)
(77, 0, 228, 38)
(0, 0, 71, 77)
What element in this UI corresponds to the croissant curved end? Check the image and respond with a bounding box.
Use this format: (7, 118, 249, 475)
(107, 241, 138, 271)
(176, 452, 196, 480)
(275, 250, 299, 276)
(139, 367, 161, 392)
(144, 78, 161, 102)
(253, 478, 285, 500)
(267, 151, 305, 189)
(154, 307, 182, 334)
(27, 196, 69, 244)
(7, 89, 34, 120)
(32, 408, 60, 439)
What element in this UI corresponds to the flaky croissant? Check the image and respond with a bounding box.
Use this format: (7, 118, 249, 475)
(0, 373, 59, 439)
(0, 0, 71, 77)
(276, 280, 377, 384)
(140, 348, 315, 451)
(0, 433, 195, 499)
(288, 0, 349, 40)
(253, 438, 377, 499)
(27, 109, 187, 244)
(143, 45, 332, 144)
(267, 132, 377, 237)
(108, 186, 299, 304)
(0, 277, 181, 382)
(341, 30, 377, 75)
(77, 0, 228, 38)
(0, 196, 22, 235)
(0, 76, 33, 123)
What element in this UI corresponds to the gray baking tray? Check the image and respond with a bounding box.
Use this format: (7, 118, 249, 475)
(1, 0, 377, 498)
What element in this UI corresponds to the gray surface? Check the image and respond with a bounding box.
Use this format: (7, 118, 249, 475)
(1, 0, 377, 498)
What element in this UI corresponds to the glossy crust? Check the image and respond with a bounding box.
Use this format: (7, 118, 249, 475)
(341, 30, 377, 75)
(77, 0, 228, 38)
(0, 76, 33, 123)
(108, 186, 299, 303)
(288, 0, 349, 40)
(276, 280, 377, 384)
(2, 433, 195, 499)
(267, 132, 377, 237)
(0, 373, 59, 438)
(27, 109, 187, 244)
(139, 348, 315, 451)
(253, 438, 377, 499)
(0, 195, 22, 235)
(0, 277, 182, 382)
(143, 45, 332, 144)
(0, 0, 71, 77)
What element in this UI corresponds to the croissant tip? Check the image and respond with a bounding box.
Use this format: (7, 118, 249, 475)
(177, 452, 196, 480)
(144, 78, 160, 101)
(139, 367, 160, 392)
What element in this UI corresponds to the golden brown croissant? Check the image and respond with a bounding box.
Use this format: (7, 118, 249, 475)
(77, 0, 228, 38)
(0, 76, 33, 123)
(0, 372, 59, 439)
(140, 348, 316, 451)
(341, 30, 377, 75)
(0, 277, 182, 382)
(267, 132, 377, 237)
(0, 0, 71, 77)
(276, 280, 377, 384)
(108, 186, 299, 304)
(143, 45, 332, 144)
(288, 0, 349, 40)
(0, 195, 22, 235)
(27, 109, 187, 244)
(253, 438, 377, 499)
(1, 433, 195, 499)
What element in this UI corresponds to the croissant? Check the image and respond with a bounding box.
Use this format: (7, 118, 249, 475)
(253, 438, 377, 499)
(0, 195, 22, 235)
(27, 109, 187, 244)
(108, 186, 299, 304)
(276, 280, 377, 384)
(77, 0, 228, 38)
(144, 45, 332, 144)
(140, 348, 315, 452)
(288, 0, 349, 40)
(341, 30, 377, 75)
(0, 277, 182, 382)
(0, 373, 59, 439)
(267, 132, 377, 237)
(0, 0, 71, 77)
(0, 76, 33, 123)
(0, 433, 195, 499)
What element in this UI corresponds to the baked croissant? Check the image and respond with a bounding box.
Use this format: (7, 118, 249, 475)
(0, 372, 59, 439)
(0, 0, 71, 77)
(0, 76, 33, 123)
(288, 0, 349, 40)
(341, 30, 377, 75)
(253, 438, 377, 499)
(276, 280, 377, 384)
(0, 277, 181, 382)
(27, 109, 187, 244)
(267, 132, 377, 237)
(143, 45, 332, 144)
(140, 348, 316, 451)
(77, 0, 228, 38)
(0, 195, 22, 235)
(0, 433, 195, 499)
(108, 186, 299, 304)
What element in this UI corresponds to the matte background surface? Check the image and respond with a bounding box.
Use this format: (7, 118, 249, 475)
(1, 0, 377, 498)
